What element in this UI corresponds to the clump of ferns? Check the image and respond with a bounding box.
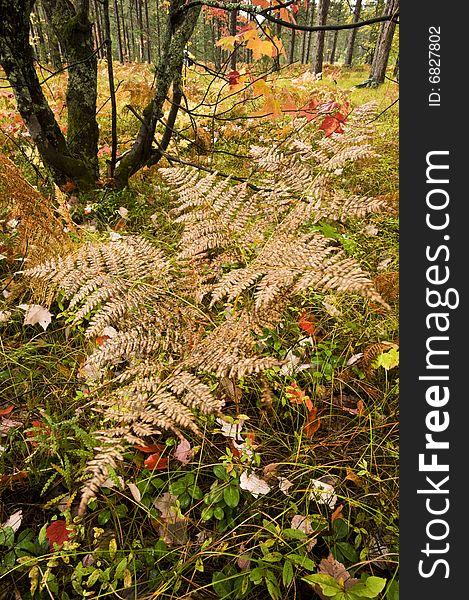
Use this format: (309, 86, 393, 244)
(23, 103, 394, 514)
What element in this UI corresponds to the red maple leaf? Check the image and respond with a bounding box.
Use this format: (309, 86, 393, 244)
(298, 312, 315, 335)
(228, 70, 240, 87)
(133, 443, 165, 454)
(46, 519, 74, 550)
(319, 115, 344, 137)
(144, 452, 169, 470)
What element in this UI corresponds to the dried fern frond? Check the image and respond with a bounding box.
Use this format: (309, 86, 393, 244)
(25, 235, 171, 336)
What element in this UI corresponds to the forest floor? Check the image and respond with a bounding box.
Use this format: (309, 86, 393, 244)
(0, 63, 399, 600)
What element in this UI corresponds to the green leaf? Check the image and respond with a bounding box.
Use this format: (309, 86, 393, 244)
(214, 506, 225, 520)
(333, 519, 350, 540)
(201, 506, 214, 521)
(372, 348, 399, 371)
(262, 552, 283, 563)
(347, 576, 387, 598)
(0, 527, 15, 548)
(170, 479, 187, 497)
(249, 567, 264, 584)
(282, 560, 294, 587)
(114, 557, 128, 581)
(287, 553, 315, 571)
(386, 579, 399, 600)
(303, 573, 344, 597)
(213, 465, 229, 481)
(108, 537, 117, 560)
(189, 485, 203, 500)
(334, 542, 358, 563)
(179, 493, 191, 509)
(212, 571, 232, 598)
(264, 571, 281, 600)
(223, 484, 240, 508)
(282, 528, 307, 541)
(86, 569, 101, 588)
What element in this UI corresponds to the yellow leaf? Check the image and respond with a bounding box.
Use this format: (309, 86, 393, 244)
(246, 37, 275, 61)
(216, 35, 237, 52)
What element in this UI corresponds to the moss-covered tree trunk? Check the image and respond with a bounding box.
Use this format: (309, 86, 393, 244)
(0, 0, 96, 188)
(42, 0, 99, 178)
(113, 0, 201, 189)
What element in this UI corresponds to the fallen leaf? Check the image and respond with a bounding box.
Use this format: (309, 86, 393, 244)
(331, 504, 344, 523)
(303, 407, 320, 437)
(237, 543, 251, 571)
(318, 553, 358, 589)
(133, 443, 165, 454)
(239, 471, 271, 498)
(173, 439, 192, 465)
(290, 514, 318, 551)
(346, 353, 363, 366)
(144, 452, 168, 470)
(310, 479, 338, 509)
(2, 509, 22, 532)
(127, 482, 141, 502)
(153, 492, 188, 546)
(0, 471, 27, 485)
(216, 417, 246, 442)
(46, 519, 74, 550)
(1, 418, 23, 436)
(345, 467, 363, 487)
(285, 383, 313, 411)
(278, 477, 294, 496)
(18, 304, 53, 330)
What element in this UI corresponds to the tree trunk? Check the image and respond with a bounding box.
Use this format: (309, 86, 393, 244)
(0, 0, 96, 188)
(272, 21, 282, 71)
(370, 0, 398, 84)
(144, 0, 152, 62)
(310, 0, 330, 75)
(365, 0, 384, 64)
(300, 3, 310, 64)
(344, 0, 362, 66)
(305, 2, 316, 64)
(112, 0, 124, 62)
(42, 0, 99, 177)
(229, 9, 237, 71)
(328, 3, 342, 65)
(289, 27, 296, 64)
(113, 0, 201, 188)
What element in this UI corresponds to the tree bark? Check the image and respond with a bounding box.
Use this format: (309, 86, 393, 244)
(370, 0, 398, 84)
(0, 0, 96, 188)
(228, 9, 237, 71)
(289, 27, 296, 64)
(42, 0, 99, 177)
(344, 0, 362, 66)
(113, 0, 201, 188)
(112, 0, 124, 62)
(310, 0, 330, 75)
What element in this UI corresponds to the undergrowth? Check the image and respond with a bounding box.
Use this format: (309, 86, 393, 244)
(0, 65, 398, 600)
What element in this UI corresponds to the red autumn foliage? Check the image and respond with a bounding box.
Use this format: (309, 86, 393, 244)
(303, 406, 321, 437)
(46, 519, 73, 550)
(298, 312, 315, 335)
(143, 452, 169, 470)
